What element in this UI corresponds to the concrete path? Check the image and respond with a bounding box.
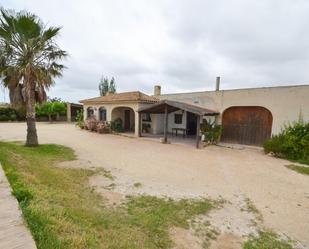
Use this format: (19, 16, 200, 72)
(0, 163, 37, 249)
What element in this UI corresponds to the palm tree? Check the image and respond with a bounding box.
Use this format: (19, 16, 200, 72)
(0, 9, 67, 146)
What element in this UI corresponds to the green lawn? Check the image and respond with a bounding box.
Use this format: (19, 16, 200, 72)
(0, 141, 218, 249)
(243, 231, 294, 249)
(285, 164, 309, 175)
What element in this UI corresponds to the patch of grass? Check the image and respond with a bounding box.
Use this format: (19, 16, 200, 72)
(244, 197, 263, 223)
(0, 141, 218, 249)
(243, 231, 294, 249)
(95, 167, 114, 180)
(192, 219, 220, 248)
(133, 182, 142, 188)
(285, 164, 309, 175)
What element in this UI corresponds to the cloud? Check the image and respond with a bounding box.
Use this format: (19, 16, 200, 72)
(1, 0, 309, 103)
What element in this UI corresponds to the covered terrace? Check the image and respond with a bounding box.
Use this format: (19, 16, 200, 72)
(138, 100, 219, 148)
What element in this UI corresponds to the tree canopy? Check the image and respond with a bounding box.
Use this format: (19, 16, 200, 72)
(0, 8, 67, 145)
(99, 76, 116, 96)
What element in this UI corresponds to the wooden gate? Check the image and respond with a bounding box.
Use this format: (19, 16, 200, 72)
(221, 106, 272, 145)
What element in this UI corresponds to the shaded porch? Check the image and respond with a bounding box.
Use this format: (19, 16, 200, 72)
(138, 100, 219, 148)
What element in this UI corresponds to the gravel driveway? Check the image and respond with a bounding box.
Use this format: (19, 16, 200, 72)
(0, 122, 308, 248)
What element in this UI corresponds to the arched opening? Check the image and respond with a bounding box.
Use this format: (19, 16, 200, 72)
(111, 106, 135, 133)
(87, 107, 94, 118)
(221, 106, 273, 145)
(99, 107, 107, 121)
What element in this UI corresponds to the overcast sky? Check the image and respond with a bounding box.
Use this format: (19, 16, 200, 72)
(1, 0, 309, 103)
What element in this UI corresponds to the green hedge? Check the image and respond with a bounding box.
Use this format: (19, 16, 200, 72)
(0, 107, 18, 121)
(264, 119, 309, 164)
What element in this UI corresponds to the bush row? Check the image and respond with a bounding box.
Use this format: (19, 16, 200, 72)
(0, 107, 19, 121)
(264, 118, 309, 164)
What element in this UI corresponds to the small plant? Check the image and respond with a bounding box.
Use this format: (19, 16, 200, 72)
(75, 110, 84, 129)
(200, 119, 222, 144)
(264, 117, 309, 165)
(111, 118, 123, 132)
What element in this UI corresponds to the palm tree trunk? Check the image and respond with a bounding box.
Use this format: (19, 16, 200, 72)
(25, 79, 38, 146)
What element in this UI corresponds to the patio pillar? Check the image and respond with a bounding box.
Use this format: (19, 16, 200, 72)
(163, 105, 168, 143)
(137, 112, 142, 137)
(135, 111, 140, 137)
(66, 103, 71, 122)
(196, 115, 201, 148)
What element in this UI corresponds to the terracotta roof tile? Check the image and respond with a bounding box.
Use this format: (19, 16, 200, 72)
(80, 91, 158, 104)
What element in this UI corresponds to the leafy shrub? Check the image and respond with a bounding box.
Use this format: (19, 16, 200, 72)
(75, 110, 84, 129)
(200, 119, 222, 144)
(97, 121, 111, 134)
(111, 118, 123, 132)
(0, 107, 18, 121)
(264, 118, 309, 164)
(85, 116, 98, 131)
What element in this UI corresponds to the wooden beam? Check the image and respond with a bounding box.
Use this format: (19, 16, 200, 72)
(196, 115, 201, 148)
(163, 105, 168, 143)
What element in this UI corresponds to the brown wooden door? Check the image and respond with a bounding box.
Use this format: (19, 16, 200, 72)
(221, 106, 272, 145)
(124, 110, 131, 130)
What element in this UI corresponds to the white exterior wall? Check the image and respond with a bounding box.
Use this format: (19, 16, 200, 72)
(159, 85, 309, 135)
(167, 110, 187, 133)
(150, 114, 165, 134)
(83, 102, 152, 136)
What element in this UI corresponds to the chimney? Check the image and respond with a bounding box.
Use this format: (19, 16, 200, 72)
(215, 76, 220, 91)
(154, 85, 161, 96)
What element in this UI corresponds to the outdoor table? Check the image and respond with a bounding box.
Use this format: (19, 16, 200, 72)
(172, 128, 187, 138)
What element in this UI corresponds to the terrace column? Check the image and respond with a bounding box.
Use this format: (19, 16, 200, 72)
(163, 105, 168, 143)
(135, 111, 141, 137)
(196, 115, 201, 148)
(66, 103, 71, 122)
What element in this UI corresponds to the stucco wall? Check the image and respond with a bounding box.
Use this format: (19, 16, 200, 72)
(167, 110, 187, 133)
(158, 85, 309, 135)
(83, 102, 153, 136)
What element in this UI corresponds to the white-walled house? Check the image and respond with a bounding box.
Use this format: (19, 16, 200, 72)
(80, 82, 309, 146)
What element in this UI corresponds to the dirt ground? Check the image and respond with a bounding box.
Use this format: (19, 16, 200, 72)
(0, 122, 308, 248)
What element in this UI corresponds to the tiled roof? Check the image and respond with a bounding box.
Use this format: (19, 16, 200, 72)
(80, 91, 159, 104)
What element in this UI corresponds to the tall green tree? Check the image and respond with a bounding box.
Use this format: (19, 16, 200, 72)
(109, 77, 116, 93)
(0, 9, 67, 146)
(99, 76, 116, 96)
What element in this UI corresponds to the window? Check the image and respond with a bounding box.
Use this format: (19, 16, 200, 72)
(87, 107, 94, 118)
(174, 114, 183, 124)
(142, 113, 151, 122)
(99, 108, 107, 121)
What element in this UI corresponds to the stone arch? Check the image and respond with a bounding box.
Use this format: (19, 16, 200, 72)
(111, 106, 135, 132)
